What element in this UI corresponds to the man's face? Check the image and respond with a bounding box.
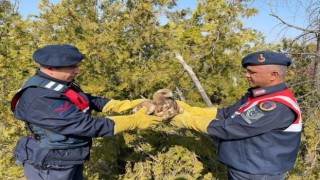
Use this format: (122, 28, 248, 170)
(244, 65, 273, 88)
(51, 65, 80, 82)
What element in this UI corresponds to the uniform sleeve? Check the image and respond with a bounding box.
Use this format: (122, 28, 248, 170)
(24, 94, 115, 137)
(215, 95, 247, 120)
(207, 102, 296, 140)
(86, 93, 110, 112)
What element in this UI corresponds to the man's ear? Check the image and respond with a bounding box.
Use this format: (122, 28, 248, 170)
(270, 71, 279, 80)
(44, 66, 55, 75)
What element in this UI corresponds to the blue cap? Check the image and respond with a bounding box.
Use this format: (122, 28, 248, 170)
(242, 51, 291, 67)
(33, 44, 84, 67)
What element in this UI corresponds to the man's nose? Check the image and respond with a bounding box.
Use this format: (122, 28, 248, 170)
(244, 72, 250, 78)
(74, 67, 80, 73)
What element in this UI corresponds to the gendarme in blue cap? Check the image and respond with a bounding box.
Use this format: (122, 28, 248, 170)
(242, 51, 291, 68)
(33, 44, 84, 67)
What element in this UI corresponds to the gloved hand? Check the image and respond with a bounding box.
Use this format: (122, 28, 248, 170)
(170, 113, 213, 133)
(170, 101, 218, 134)
(102, 99, 146, 113)
(108, 107, 163, 134)
(176, 101, 217, 119)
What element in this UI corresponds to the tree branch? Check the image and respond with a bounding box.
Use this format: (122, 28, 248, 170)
(269, 13, 320, 34)
(175, 53, 213, 107)
(288, 52, 320, 58)
(175, 87, 186, 102)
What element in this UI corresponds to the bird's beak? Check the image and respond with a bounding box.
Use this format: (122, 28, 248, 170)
(167, 93, 174, 98)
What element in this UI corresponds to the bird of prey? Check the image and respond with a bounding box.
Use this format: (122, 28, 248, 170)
(132, 89, 184, 120)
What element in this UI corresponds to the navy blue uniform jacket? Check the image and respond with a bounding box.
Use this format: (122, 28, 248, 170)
(13, 70, 115, 166)
(207, 83, 301, 175)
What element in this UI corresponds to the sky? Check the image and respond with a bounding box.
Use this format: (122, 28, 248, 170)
(14, 0, 305, 44)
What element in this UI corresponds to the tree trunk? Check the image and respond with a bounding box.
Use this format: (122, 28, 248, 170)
(175, 53, 213, 107)
(314, 34, 320, 91)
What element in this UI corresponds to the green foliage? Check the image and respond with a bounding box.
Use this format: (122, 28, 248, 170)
(1, 0, 319, 179)
(282, 38, 320, 179)
(0, 0, 36, 178)
(160, 0, 262, 105)
(86, 125, 227, 179)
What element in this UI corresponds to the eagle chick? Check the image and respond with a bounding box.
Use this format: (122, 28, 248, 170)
(132, 89, 184, 120)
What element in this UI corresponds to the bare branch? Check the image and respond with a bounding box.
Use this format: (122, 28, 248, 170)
(289, 52, 320, 58)
(175, 87, 186, 102)
(292, 32, 310, 43)
(269, 13, 319, 34)
(175, 53, 213, 107)
(296, 89, 319, 100)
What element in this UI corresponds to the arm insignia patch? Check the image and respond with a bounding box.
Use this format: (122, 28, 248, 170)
(240, 106, 265, 124)
(259, 101, 276, 111)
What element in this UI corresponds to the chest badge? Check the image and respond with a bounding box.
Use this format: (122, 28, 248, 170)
(259, 101, 276, 111)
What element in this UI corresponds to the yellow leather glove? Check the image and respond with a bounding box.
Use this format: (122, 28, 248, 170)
(171, 101, 218, 134)
(102, 99, 146, 113)
(176, 101, 217, 119)
(108, 107, 163, 134)
(170, 113, 213, 133)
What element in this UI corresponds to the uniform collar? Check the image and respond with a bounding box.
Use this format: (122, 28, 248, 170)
(36, 70, 73, 86)
(248, 83, 288, 98)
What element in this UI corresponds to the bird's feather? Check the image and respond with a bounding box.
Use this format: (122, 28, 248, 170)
(132, 89, 184, 120)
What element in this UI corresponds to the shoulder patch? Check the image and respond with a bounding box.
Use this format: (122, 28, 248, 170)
(240, 106, 265, 124)
(49, 100, 77, 117)
(259, 101, 276, 111)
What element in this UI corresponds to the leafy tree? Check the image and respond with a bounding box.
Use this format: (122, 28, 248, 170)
(6, 0, 314, 179)
(160, 0, 263, 106)
(0, 0, 37, 178)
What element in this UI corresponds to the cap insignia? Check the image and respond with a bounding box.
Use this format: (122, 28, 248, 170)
(257, 54, 265, 62)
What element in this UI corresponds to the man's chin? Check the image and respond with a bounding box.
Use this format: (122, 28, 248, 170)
(67, 77, 76, 82)
(248, 82, 257, 88)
